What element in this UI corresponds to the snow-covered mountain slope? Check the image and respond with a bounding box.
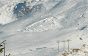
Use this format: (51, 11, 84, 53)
(0, 1, 16, 24)
(0, 0, 88, 56)
(21, 17, 63, 32)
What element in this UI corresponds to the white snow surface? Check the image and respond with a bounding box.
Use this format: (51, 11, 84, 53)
(22, 17, 63, 32)
(0, 0, 88, 56)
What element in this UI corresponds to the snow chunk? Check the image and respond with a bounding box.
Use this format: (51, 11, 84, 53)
(22, 17, 63, 32)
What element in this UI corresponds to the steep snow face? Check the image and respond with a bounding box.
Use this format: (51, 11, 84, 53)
(61, 0, 88, 28)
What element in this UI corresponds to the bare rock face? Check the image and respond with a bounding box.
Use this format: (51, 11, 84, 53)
(13, 1, 31, 18)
